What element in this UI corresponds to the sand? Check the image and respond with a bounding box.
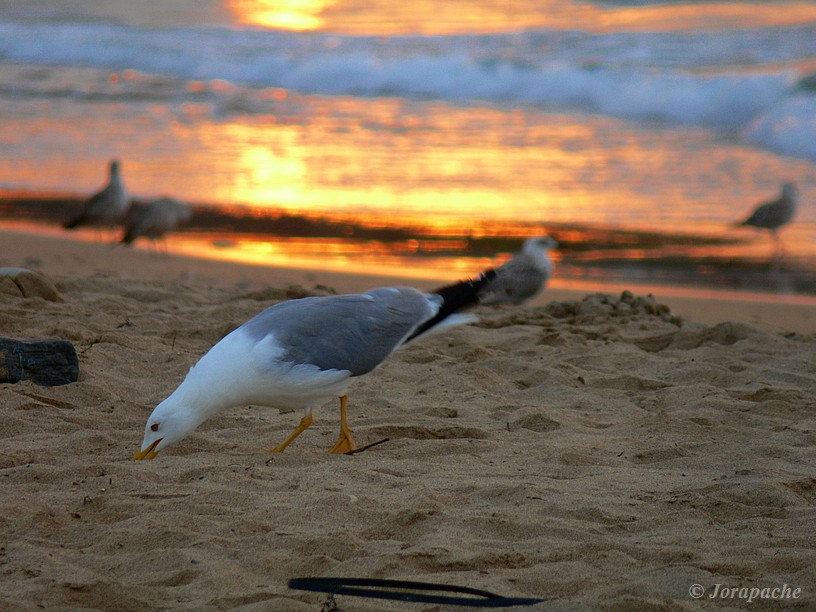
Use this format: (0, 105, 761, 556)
(1, 229, 815, 610)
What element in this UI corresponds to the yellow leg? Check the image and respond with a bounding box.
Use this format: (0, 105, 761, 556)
(328, 394, 357, 454)
(270, 413, 313, 453)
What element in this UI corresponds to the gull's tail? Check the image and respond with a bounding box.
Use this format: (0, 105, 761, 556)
(120, 227, 137, 245)
(406, 269, 497, 342)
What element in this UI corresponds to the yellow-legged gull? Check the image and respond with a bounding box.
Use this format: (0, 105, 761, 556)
(134, 272, 495, 460)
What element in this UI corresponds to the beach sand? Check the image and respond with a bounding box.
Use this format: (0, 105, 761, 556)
(1, 229, 814, 610)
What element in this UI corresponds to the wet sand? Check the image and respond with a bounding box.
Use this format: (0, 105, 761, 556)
(5, 189, 816, 300)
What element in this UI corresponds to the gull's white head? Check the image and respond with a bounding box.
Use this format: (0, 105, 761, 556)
(524, 236, 558, 253)
(781, 182, 798, 202)
(132, 326, 259, 460)
(132, 398, 202, 460)
(522, 236, 558, 274)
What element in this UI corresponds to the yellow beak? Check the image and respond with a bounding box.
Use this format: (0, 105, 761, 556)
(132, 438, 162, 461)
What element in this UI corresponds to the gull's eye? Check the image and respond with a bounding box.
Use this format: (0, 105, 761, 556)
(150, 423, 159, 432)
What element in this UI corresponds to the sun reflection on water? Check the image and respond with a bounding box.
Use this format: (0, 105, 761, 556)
(170, 99, 670, 233)
(168, 234, 494, 281)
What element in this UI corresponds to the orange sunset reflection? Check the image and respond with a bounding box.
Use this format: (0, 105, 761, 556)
(0, 94, 737, 237)
(5, 86, 814, 282)
(190, 109, 600, 234)
(167, 235, 494, 282)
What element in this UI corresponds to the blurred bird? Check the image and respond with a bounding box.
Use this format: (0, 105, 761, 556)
(735, 182, 798, 253)
(64, 160, 130, 232)
(478, 236, 558, 305)
(120, 197, 192, 250)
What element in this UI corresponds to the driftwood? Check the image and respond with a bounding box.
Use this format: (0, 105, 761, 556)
(0, 338, 79, 386)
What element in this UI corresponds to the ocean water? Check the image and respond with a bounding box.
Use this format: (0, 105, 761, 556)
(1, 0, 815, 290)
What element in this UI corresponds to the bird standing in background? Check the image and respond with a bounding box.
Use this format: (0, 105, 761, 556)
(63, 159, 130, 235)
(735, 182, 798, 255)
(133, 272, 497, 460)
(478, 236, 558, 305)
(121, 197, 192, 251)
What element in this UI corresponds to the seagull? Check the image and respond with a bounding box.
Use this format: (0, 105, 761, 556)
(478, 236, 558, 305)
(120, 197, 192, 248)
(64, 159, 130, 232)
(735, 182, 798, 253)
(133, 271, 496, 460)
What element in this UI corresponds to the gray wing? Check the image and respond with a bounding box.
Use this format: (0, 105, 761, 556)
(82, 184, 128, 224)
(241, 288, 438, 376)
(74, 188, 112, 224)
(135, 201, 179, 237)
(123, 199, 191, 241)
(479, 255, 547, 305)
(743, 198, 794, 230)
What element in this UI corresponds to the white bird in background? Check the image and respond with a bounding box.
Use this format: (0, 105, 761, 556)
(121, 197, 192, 249)
(133, 272, 497, 460)
(64, 159, 130, 232)
(478, 236, 558, 305)
(735, 182, 798, 254)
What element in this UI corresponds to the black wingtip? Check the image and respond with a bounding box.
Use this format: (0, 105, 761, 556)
(406, 269, 497, 342)
(430, 268, 497, 309)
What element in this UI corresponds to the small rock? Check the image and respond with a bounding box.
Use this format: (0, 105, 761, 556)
(0, 268, 62, 301)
